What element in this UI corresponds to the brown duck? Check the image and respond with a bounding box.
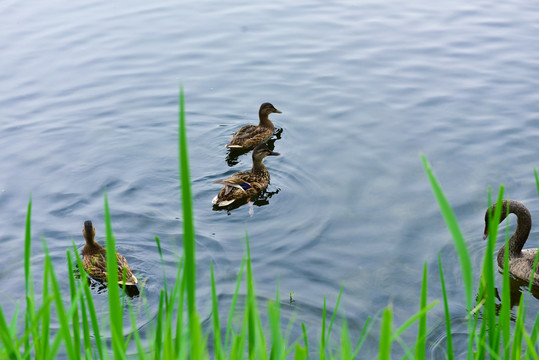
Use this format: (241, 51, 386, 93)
(213, 144, 280, 207)
(82, 220, 138, 285)
(225, 103, 282, 150)
(484, 199, 539, 286)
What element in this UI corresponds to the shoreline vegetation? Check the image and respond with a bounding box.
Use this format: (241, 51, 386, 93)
(1, 90, 539, 359)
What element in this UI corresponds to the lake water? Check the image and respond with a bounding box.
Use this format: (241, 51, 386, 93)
(1, 0, 539, 357)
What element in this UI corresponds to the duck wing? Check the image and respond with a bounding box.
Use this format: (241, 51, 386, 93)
(83, 252, 108, 282)
(231, 125, 258, 139)
(116, 253, 138, 285)
(213, 171, 254, 194)
(226, 125, 274, 149)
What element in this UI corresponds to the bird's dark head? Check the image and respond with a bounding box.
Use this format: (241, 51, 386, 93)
(83, 220, 96, 242)
(483, 200, 510, 240)
(259, 102, 282, 116)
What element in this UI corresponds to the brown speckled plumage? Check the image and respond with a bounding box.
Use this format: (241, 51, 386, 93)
(82, 220, 137, 285)
(484, 200, 539, 286)
(225, 103, 282, 150)
(213, 144, 280, 207)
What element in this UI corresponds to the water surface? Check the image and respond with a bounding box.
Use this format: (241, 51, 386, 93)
(1, 0, 539, 357)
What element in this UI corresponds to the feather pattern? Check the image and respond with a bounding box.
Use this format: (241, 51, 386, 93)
(226, 103, 281, 150)
(81, 220, 138, 285)
(213, 144, 280, 207)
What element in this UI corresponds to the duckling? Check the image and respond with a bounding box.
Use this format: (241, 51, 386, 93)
(213, 144, 280, 207)
(225, 103, 282, 150)
(82, 220, 138, 285)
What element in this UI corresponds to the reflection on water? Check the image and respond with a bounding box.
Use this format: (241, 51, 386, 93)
(225, 128, 283, 167)
(493, 274, 539, 310)
(212, 187, 281, 214)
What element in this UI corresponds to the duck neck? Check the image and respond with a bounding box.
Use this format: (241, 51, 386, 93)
(82, 237, 105, 255)
(258, 111, 274, 130)
(251, 159, 268, 176)
(497, 200, 531, 267)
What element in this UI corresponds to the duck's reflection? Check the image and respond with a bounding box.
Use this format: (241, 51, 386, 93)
(492, 273, 539, 310)
(212, 188, 281, 214)
(226, 128, 283, 167)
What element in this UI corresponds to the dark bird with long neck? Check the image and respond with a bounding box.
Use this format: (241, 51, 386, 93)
(225, 103, 282, 150)
(483, 199, 539, 286)
(82, 220, 138, 285)
(213, 144, 280, 207)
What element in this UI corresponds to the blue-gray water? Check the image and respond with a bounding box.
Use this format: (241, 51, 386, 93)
(1, 0, 539, 357)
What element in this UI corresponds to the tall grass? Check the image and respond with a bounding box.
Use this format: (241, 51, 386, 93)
(423, 155, 539, 359)
(2, 90, 539, 359)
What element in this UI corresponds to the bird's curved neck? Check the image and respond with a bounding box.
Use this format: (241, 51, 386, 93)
(258, 112, 274, 129)
(497, 200, 531, 266)
(251, 159, 268, 175)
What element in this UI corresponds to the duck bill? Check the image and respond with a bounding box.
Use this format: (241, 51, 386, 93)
(268, 151, 280, 156)
(274, 109, 282, 114)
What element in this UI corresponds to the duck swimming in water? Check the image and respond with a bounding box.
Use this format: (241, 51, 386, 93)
(484, 200, 539, 286)
(225, 103, 282, 150)
(213, 144, 280, 207)
(82, 220, 138, 285)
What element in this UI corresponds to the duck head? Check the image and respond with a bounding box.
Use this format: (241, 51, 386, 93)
(259, 103, 282, 116)
(252, 143, 280, 161)
(83, 220, 97, 244)
(483, 200, 510, 240)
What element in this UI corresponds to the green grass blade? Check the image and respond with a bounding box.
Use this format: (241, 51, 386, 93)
(325, 284, 344, 346)
(155, 236, 169, 306)
(421, 155, 474, 359)
(178, 86, 200, 359)
(104, 194, 125, 359)
(294, 343, 307, 360)
(523, 330, 539, 360)
(320, 296, 326, 360)
(379, 306, 392, 360)
(0, 306, 19, 360)
(210, 262, 224, 360)
(351, 315, 374, 358)
(390, 301, 438, 342)
(72, 244, 105, 359)
(268, 282, 282, 360)
(301, 323, 309, 360)
(244, 233, 257, 360)
(438, 254, 454, 360)
(225, 257, 246, 351)
(178, 86, 196, 305)
(422, 155, 473, 310)
(340, 319, 352, 359)
(66, 251, 81, 359)
(511, 295, 526, 360)
(482, 188, 505, 355)
(415, 261, 428, 360)
(44, 242, 75, 359)
(530, 168, 539, 346)
(23, 197, 34, 356)
(127, 298, 147, 360)
(154, 290, 165, 359)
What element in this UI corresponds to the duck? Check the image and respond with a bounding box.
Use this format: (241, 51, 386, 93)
(225, 103, 282, 150)
(82, 220, 138, 285)
(483, 199, 539, 286)
(213, 143, 280, 207)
